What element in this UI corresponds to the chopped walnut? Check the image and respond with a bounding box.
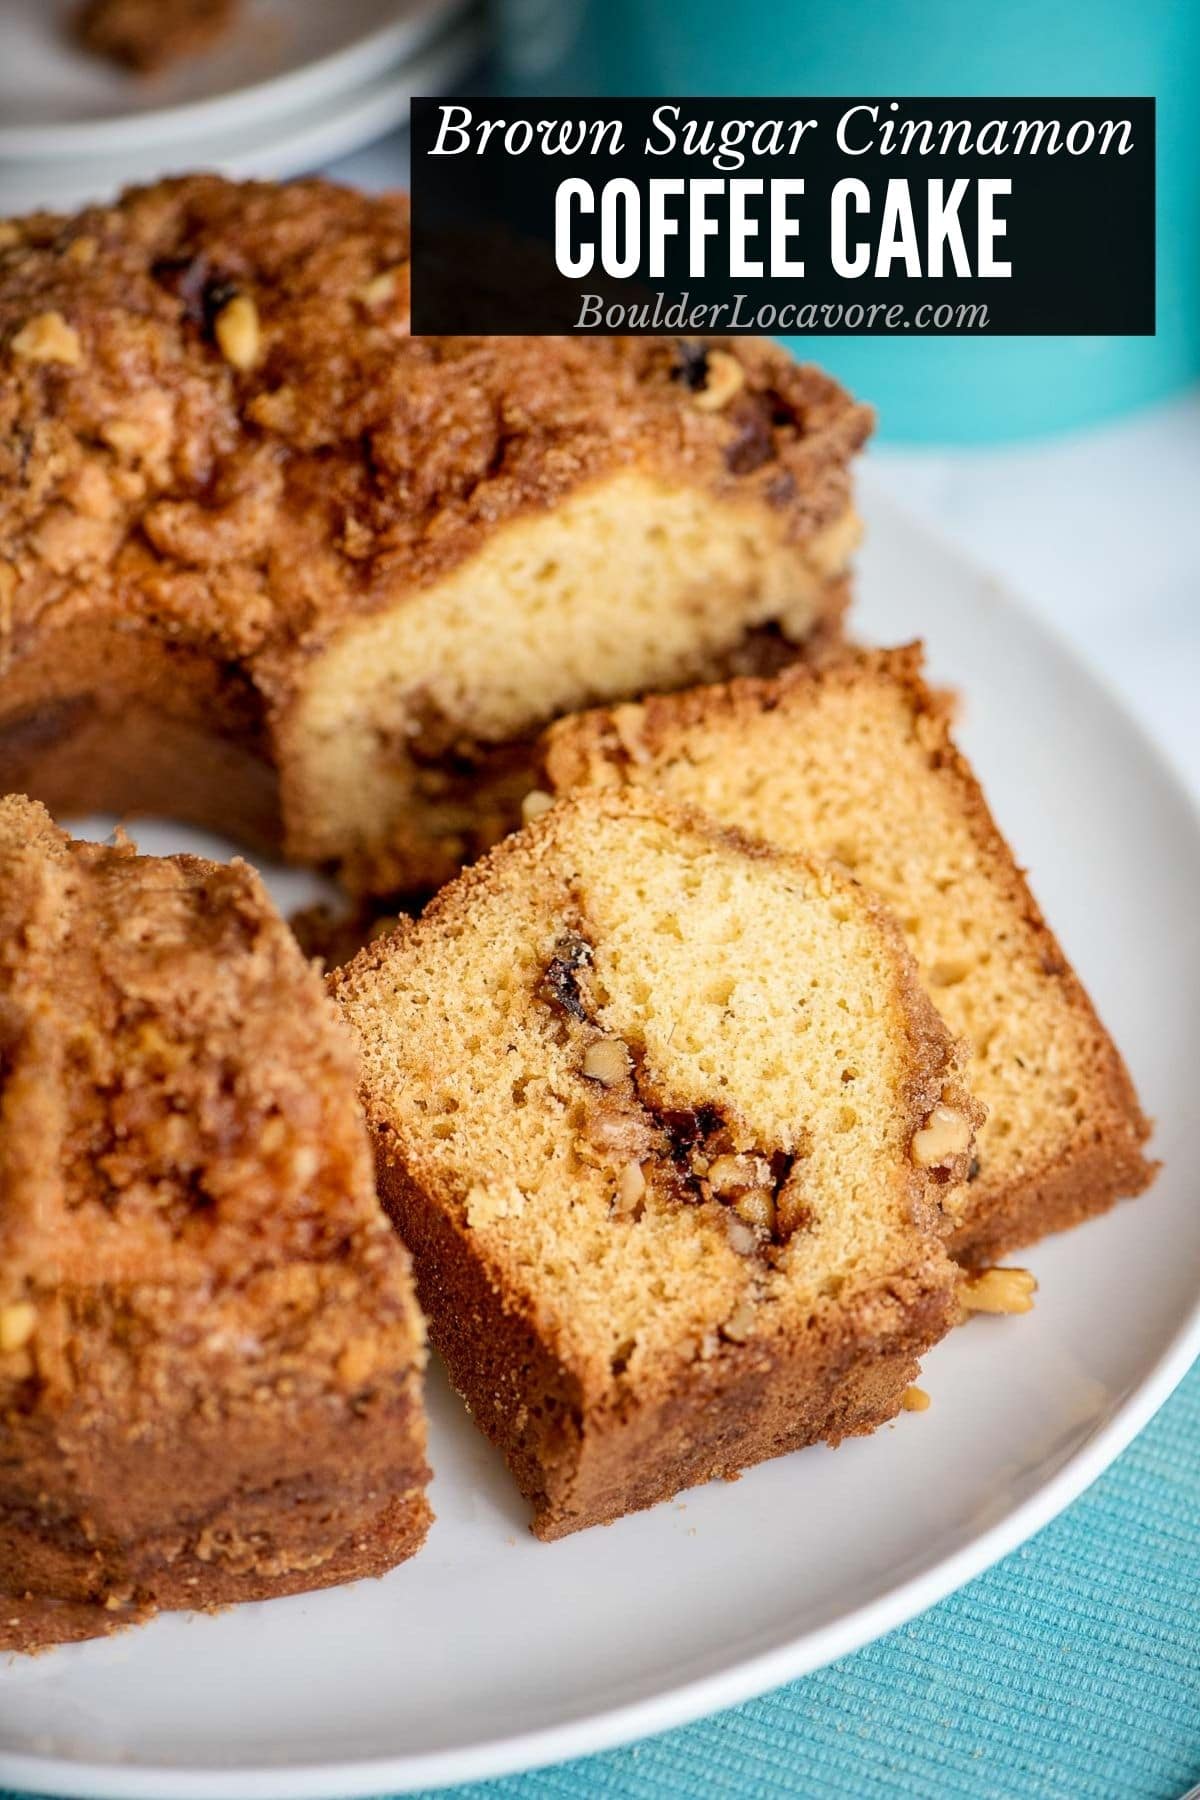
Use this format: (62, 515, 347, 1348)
(360, 268, 401, 306)
(733, 1188, 777, 1234)
(337, 1338, 378, 1388)
(726, 1214, 759, 1257)
(521, 789, 555, 824)
(582, 1036, 632, 1087)
(613, 1160, 646, 1216)
(912, 1103, 973, 1167)
(707, 1152, 770, 1195)
(214, 293, 261, 371)
(0, 1302, 37, 1353)
(958, 1266, 1036, 1316)
(720, 1299, 756, 1342)
(11, 311, 82, 366)
(693, 349, 746, 412)
(464, 1179, 526, 1227)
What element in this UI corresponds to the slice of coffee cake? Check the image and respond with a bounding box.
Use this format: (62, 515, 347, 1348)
(0, 797, 430, 1651)
(334, 790, 980, 1538)
(539, 646, 1155, 1263)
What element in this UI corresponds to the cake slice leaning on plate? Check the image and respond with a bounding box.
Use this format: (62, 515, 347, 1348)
(0, 797, 430, 1651)
(333, 789, 981, 1539)
(538, 645, 1156, 1264)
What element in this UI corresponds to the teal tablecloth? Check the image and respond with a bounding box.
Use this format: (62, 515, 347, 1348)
(421, 1357, 1200, 1800)
(4, 1359, 1198, 1800)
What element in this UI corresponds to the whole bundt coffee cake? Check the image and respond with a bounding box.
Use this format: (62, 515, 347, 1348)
(0, 175, 870, 895)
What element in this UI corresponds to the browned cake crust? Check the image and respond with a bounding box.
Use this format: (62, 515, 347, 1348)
(0, 175, 870, 893)
(0, 797, 430, 1653)
(376, 1170, 952, 1541)
(334, 790, 980, 1539)
(73, 0, 240, 72)
(539, 647, 1156, 1264)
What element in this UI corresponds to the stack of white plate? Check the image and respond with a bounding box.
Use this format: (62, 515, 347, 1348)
(0, 0, 481, 214)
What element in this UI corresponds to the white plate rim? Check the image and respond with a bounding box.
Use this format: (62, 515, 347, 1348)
(1, 482, 1197, 1799)
(0, 19, 483, 215)
(0, 0, 469, 159)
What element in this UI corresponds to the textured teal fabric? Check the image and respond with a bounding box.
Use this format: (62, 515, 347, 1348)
(3, 1362, 1197, 1800)
(413, 1358, 1200, 1800)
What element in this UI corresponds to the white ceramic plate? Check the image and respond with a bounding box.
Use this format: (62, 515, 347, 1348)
(0, 0, 468, 156)
(1, 480, 1197, 1799)
(0, 16, 479, 216)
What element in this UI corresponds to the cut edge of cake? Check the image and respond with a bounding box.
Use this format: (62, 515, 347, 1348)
(537, 643, 1156, 1265)
(334, 787, 983, 1538)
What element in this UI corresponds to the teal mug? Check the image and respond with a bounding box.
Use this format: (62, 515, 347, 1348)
(496, 0, 1199, 441)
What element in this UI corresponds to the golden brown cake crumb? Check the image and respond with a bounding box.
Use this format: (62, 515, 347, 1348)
(0, 175, 870, 894)
(333, 789, 980, 1538)
(539, 644, 1156, 1262)
(0, 796, 430, 1652)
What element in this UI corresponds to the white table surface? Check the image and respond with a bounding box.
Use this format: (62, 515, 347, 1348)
(869, 392, 1200, 801)
(330, 130, 1200, 805)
